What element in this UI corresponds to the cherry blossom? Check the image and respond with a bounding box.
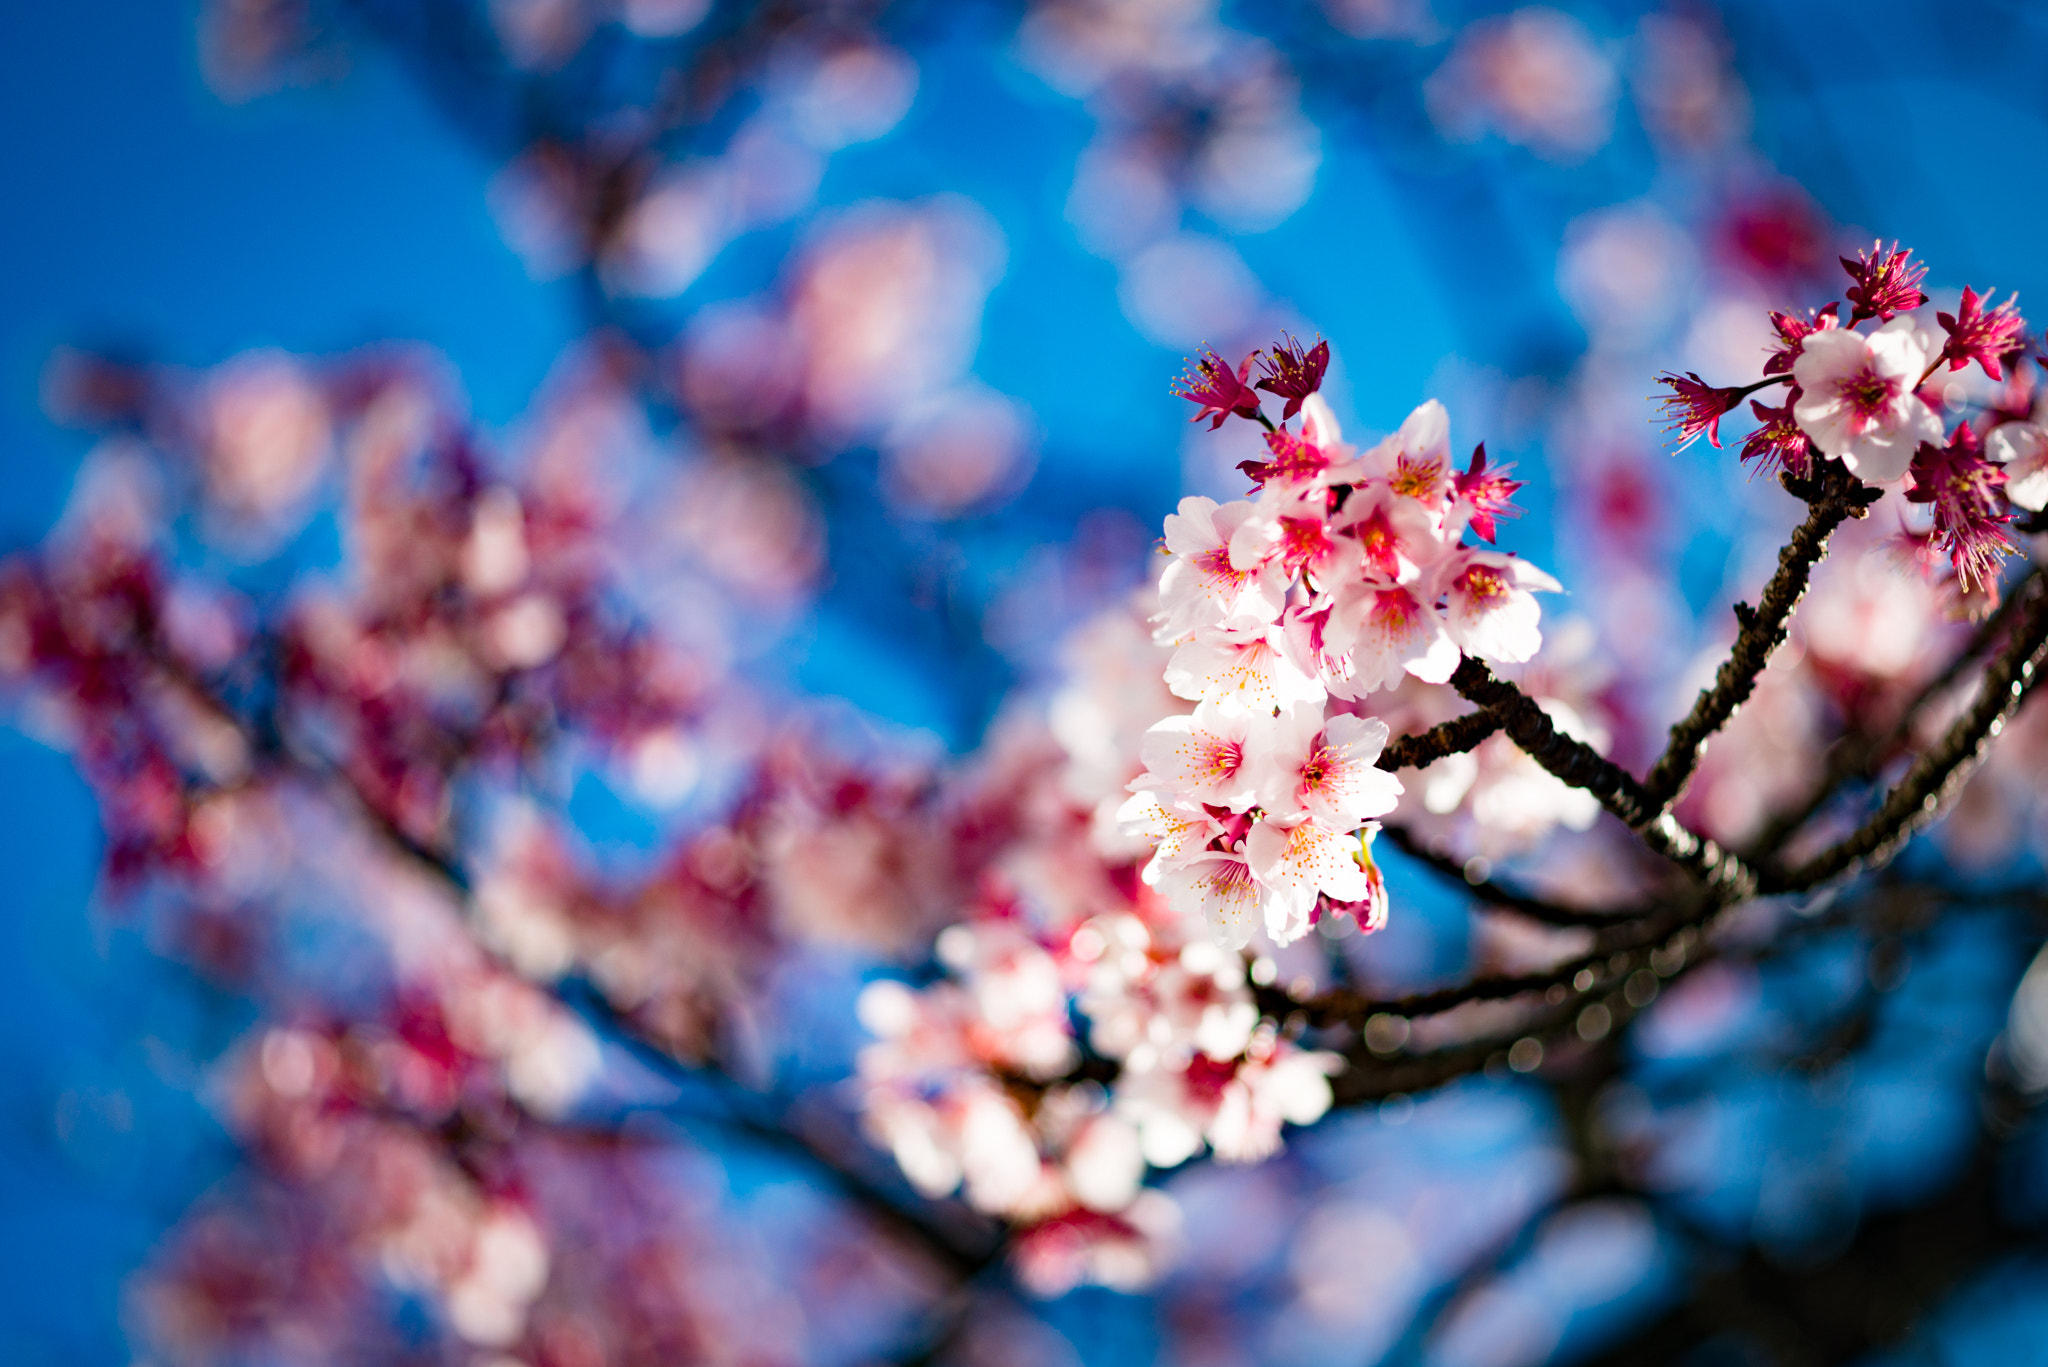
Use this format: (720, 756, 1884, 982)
(1164, 621, 1327, 712)
(1652, 370, 1745, 449)
(1906, 424, 2014, 590)
(1841, 240, 1930, 324)
(1328, 581, 1462, 695)
(1938, 285, 2028, 380)
(1133, 701, 1269, 812)
(1154, 496, 1291, 641)
(1987, 418, 2048, 513)
(1172, 347, 1262, 429)
(1439, 550, 1564, 664)
(1450, 443, 1526, 544)
(1763, 304, 1839, 375)
(1254, 707, 1402, 831)
(1791, 317, 1944, 482)
(1741, 395, 1814, 479)
(1129, 343, 1556, 949)
(1654, 240, 2035, 603)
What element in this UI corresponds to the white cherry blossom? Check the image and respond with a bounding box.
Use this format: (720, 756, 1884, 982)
(1988, 419, 2048, 512)
(1115, 790, 1222, 886)
(1254, 707, 1402, 832)
(1791, 318, 1943, 482)
(1245, 816, 1372, 943)
(1155, 848, 1266, 950)
(1439, 549, 1561, 664)
(1131, 700, 1267, 811)
(1163, 621, 1326, 712)
(1154, 496, 1289, 642)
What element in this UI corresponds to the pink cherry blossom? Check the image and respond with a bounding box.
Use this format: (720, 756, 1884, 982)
(1841, 240, 1929, 324)
(1154, 496, 1290, 641)
(1327, 582, 1460, 696)
(1163, 621, 1327, 712)
(1740, 395, 1814, 479)
(1905, 423, 2014, 590)
(1132, 701, 1268, 812)
(1334, 485, 1445, 584)
(1172, 347, 1262, 429)
(1253, 334, 1329, 419)
(1117, 1035, 1337, 1165)
(1651, 370, 1745, 449)
(1763, 303, 1839, 375)
(1439, 549, 1562, 664)
(1228, 485, 1357, 585)
(1449, 442, 1525, 544)
(1938, 285, 2028, 381)
(1254, 707, 1402, 832)
(1790, 318, 1944, 482)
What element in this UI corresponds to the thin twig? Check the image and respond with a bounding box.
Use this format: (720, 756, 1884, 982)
(1747, 564, 2041, 855)
(1379, 824, 1642, 928)
(1769, 571, 2048, 893)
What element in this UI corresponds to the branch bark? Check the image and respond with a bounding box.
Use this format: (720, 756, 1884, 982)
(1449, 658, 1760, 901)
(1377, 710, 1504, 772)
(1379, 823, 1643, 929)
(1769, 570, 2048, 893)
(1640, 461, 1877, 811)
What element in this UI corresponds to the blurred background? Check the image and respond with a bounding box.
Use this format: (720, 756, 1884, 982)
(10, 1, 2048, 1364)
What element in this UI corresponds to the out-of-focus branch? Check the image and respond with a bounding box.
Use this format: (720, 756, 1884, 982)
(1749, 564, 2041, 856)
(1576, 1094, 2030, 1367)
(1641, 460, 1878, 810)
(1769, 570, 2048, 893)
(140, 624, 1004, 1281)
(1379, 823, 1642, 929)
(1308, 893, 1717, 1089)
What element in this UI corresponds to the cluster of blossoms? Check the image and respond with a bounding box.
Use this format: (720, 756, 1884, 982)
(1128, 337, 1557, 949)
(4, 348, 956, 1362)
(852, 340, 1581, 1292)
(1658, 243, 2045, 592)
(853, 665, 1343, 1295)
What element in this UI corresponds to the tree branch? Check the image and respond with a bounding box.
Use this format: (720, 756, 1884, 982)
(1377, 710, 1504, 772)
(1378, 823, 1643, 928)
(1747, 564, 2041, 857)
(1641, 461, 1878, 811)
(1449, 658, 1760, 901)
(1768, 569, 2048, 893)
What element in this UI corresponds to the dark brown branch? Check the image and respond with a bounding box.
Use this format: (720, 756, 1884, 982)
(1641, 461, 1878, 811)
(1449, 658, 1760, 901)
(1770, 570, 2048, 893)
(1747, 564, 2041, 857)
(1299, 888, 1713, 1036)
(1379, 823, 1641, 928)
(1377, 710, 1504, 772)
